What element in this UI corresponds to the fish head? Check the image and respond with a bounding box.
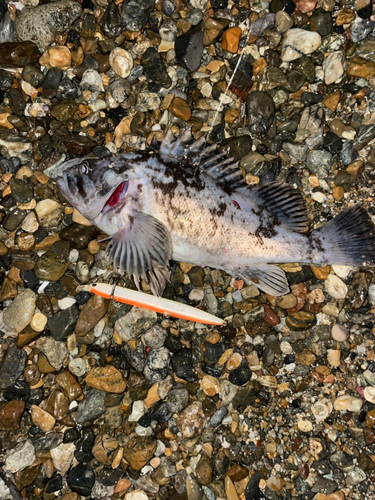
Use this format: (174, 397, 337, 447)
(55, 154, 141, 221)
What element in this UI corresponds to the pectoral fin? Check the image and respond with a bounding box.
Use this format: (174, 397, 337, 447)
(107, 211, 172, 296)
(238, 264, 289, 296)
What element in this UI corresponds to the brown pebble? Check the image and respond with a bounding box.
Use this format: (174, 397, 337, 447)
(310, 265, 331, 280)
(195, 455, 213, 485)
(347, 56, 375, 78)
(322, 91, 340, 112)
(336, 8, 355, 25)
(332, 186, 344, 201)
(222, 27, 242, 53)
(0, 400, 25, 430)
(263, 303, 280, 326)
(86, 365, 127, 393)
(169, 97, 191, 121)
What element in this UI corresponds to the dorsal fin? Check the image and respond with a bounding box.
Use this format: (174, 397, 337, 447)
(159, 127, 245, 187)
(251, 182, 309, 233)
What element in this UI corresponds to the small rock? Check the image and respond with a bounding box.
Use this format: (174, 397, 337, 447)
(331, 324, 348, 342)
(144, 347, 171, 383)
(334, 395, 363, 412)
(50, 442, 75, 473)
(5, 439, 35, 473)
(177, 402, 205, 438)
(39, 46, 71, 70)
(123, 436, 156, 470)
(31, 405, 56, 432)
(115, 307, 157, 341)
(0, 400, 25, 430)
(109, 48, 133, 78)
(281, 28, 321, 62)
(325, 274, 347, 299)
(222, 27, 242, 53)
(35, 336, 68, 370)
(35, 199, 64, 229)
(86, 366, 126, 393)
(3, 288, 36, 334)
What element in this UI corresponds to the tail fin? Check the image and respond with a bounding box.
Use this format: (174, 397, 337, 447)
(314, 204, 375, 267)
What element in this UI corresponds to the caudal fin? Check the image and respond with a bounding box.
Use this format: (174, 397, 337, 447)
(314, 204, 375, 267)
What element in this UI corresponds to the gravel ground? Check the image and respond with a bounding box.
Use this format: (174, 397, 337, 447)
(1, 0, 375, 499)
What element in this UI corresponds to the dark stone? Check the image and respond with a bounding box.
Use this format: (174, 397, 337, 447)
(76, 389, 106, 425)
(74, 428, 95, 463)
(45, 474, 63, 493)
(8, 88, 26, 116)
(310, 8, 332, 36)
(270, 0, 295, 14)
(175, 22, 204, 72)
(324, 130, 342, 154)
(4, 380, 30, 401)
(0, 69, 12, 90)
(210, 407, 228, 427)
(121, 0, 154, 31)
(0, 41, 40, 66)
(42, 68, 63, 98)
(48, 304, 80, 341)
(286, 266, 314, 285)
(0, 347, 27, 390)
(67, 463, 95, 496)
(229, 365, 252, 386)
(247, 91, 275, 135)
(142, 47, 172, 87)
(150, 401, 173, 423)
(175, 364, 197, 382)
(204, 342, 223, 363)
(340, 142, 359, 166)
(60, 223, 99, 250)
(100, 2, 123, 38)
(22, 65, 44, 88)
(64, 428, 80, 443)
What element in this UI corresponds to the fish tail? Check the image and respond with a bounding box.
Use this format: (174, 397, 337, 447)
(311, 204, 375, 267)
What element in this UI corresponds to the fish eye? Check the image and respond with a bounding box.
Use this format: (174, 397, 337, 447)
(80, 162, 89, 174)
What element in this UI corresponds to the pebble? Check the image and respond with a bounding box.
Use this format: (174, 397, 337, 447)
(86, 365, 126, 393)
(15, 0, 82, 49)
(222, 27, 242, 53)
(109, 48, 133, 78)
(281, 29, 321, 61)
(123, 436, 156, 470)
(35, 199, 64, 230)
(115, 307, 157, 341)
(2, 288, 36, 335)
(31, 405, 56, 432)
(331, 324, 348, 342)
(35, 336, 68, 370)
(5, 439, 36, 473)
(0, 400, 25, 431)
(39, 46, 72, 70)
(144, 347, 171, 382)
(325, 274, 348, 300)
(334, 395, 363, 412)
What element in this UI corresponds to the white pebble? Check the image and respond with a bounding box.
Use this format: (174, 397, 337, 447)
(109, 47, 133, 78)
(58, 297, 76, 310)
(331, 265, 352, 278)
(280, 341, 293, 355)
(334, 394, 363, 412)
(69, 249, 79, 263)
(325, 274, 348, 300)
(311, 192, 326, 203)
(281, 29, 321, 62)
(369, 284, 375, 307)
(311, 398, 333, 422)
(364, 386, 375, 404)
(298, 419, 313, 432)
(331, 324, 348, 342)
(128, 400, 145, 422)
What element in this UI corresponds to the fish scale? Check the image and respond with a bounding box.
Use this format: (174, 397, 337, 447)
(54, 129, 375, 297)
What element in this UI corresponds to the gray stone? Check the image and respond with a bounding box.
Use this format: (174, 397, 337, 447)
(144, 347, 171, 383)
(16, 0, 82, 49)
(35, 337, 68, 370)
(5, 439, 35, 473)
(115, 307, 157, 341)
(306, 150, 332, 177)
(3, 288, 36, 335)
(76, 389, 107, 425)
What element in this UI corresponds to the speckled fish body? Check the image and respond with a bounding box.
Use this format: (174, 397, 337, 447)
(55, 131, 375, 296)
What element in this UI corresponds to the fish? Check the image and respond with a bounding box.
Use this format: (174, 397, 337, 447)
(54, 128, 375, 297)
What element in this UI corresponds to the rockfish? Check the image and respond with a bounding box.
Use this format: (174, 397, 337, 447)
(54, 129, 375, 297)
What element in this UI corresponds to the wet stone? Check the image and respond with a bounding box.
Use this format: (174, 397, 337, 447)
(15, 0, 82, 49)
(0, 400, 25, 430)
(67, 463, 95, 497)
(0, 41, 40, 66)
(3, 288, 36, 334)
(175, 22, 204, 72)
(60, 223, 99, 250)
(123, 436, 156, 470)
(48, 304, 80, 341)
(76, 389, 107, 425)
(246, 91, 275, 135)
(142, 47, 171, 87)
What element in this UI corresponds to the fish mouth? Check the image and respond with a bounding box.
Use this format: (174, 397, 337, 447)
(101, 181, 129, 214)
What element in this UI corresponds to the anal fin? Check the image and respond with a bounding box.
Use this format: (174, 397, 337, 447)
(237, 264, 289, 296)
